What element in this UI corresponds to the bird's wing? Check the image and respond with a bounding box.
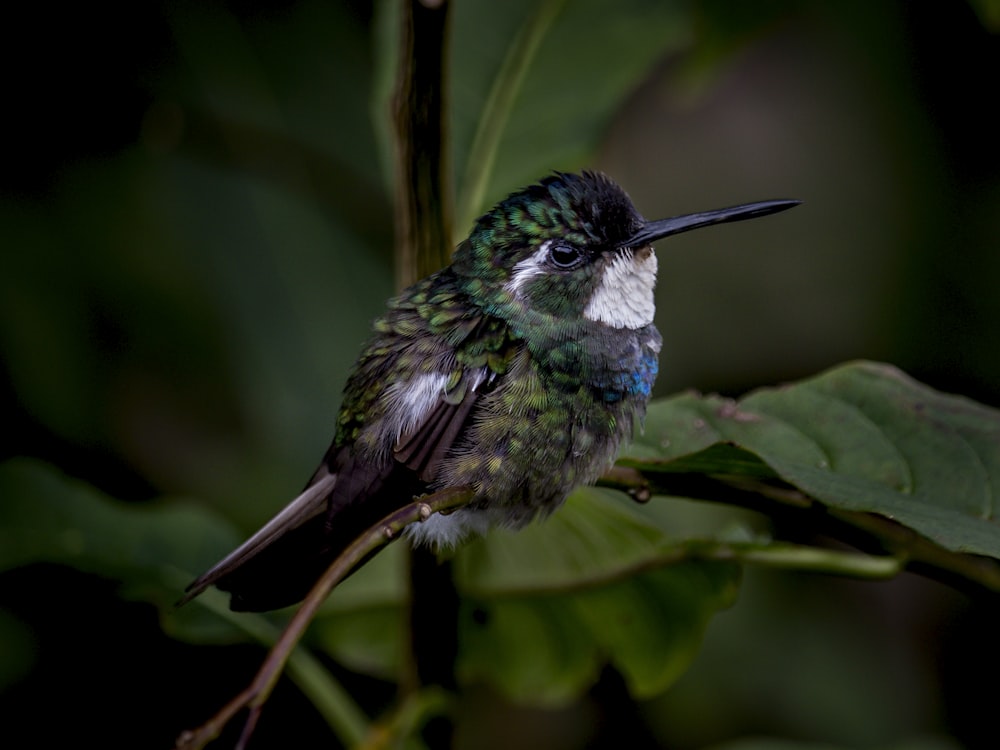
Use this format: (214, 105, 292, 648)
(393, 366, 488, 483)
(179, 362, 495, 611)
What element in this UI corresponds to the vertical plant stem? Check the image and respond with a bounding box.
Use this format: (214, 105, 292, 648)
(390, 1, 460, 747)
(391, 0, 454, 291)
(406, 544, 460, 748)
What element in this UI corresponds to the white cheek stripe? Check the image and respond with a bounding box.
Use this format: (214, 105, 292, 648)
(504, 240, 552, 298)
(583, 248, 658, 329)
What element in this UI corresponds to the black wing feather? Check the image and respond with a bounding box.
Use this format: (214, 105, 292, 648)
(181, 371, 488, 612)
(394, 386, 479, 482)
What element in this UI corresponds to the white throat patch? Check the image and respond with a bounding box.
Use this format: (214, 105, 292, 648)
(583, 247, 658, 329)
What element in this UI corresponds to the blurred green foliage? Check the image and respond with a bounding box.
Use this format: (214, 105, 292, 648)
(2, 1, 998, 749)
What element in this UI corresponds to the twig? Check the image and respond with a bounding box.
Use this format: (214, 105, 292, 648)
(624, 468, 1000, 594)
(173, 486, 474, 750)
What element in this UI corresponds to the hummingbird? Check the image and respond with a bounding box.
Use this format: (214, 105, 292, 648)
(182, 171, 798, 611)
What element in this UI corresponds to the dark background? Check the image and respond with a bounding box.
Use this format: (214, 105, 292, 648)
(2, 1, 998, 748)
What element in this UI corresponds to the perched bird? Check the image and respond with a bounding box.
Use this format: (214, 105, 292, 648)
(183, 171, 798, 611)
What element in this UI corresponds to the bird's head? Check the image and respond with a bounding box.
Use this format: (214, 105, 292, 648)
(453, 171, 798, 331)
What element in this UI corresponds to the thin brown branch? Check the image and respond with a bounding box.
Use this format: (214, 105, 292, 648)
(173, 487, 474, 750)
(616, 467, 1000, 594)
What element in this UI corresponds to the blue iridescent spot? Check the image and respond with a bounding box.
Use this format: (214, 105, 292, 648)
(598, 352, 658, 402)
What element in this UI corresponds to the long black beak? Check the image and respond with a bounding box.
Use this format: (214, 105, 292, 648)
(628, 199, 800, 247)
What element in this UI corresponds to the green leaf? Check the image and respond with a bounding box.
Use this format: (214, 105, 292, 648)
(622, 360, 1000, 564)
(0, 458, 238, 594)
(0, 457, 277, 644)
(0, 458, 372, 744)
(459, 561, 737, 703)
(449, 487, 740, 702)
(454, 487, 670, 596)
(458, 595, 598, 703)
(313, 604, 403, 681)
(314, 487, 741, 701)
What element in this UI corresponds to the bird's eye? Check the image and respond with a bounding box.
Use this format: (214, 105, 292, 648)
(548, 243, 584, 269)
